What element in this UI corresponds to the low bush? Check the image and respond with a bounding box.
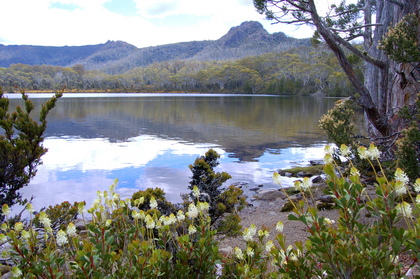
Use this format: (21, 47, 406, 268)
(1, 144, 419, 278)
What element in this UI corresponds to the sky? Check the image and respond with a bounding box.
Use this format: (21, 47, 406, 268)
(0, 0, 328, 48)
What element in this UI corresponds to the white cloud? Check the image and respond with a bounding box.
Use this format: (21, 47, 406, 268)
(0, 0, 319, 48)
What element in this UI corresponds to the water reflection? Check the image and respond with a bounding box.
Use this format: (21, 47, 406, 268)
(5, 94, 340, 210)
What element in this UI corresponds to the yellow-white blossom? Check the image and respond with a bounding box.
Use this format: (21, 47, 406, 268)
(276, 221, 284, 232)
(246, 247, 254, 257)
(66, 222, 77, 237)
(414, 178, 420, 193)
(192, 185, 200, 198)
(265, 240, 275, 252)
(38, 211, 51, 228)
(177, 210, 185, 222)
(396, 201, 412, 218)
(340, 144, 351, 157)
(358, 146, 368, 160)
(25, 203, 35, 214)
(273, 172, 282, 186)
(324, 218, 335, 225)
(301, 177, 313, 190)
(234, 247, 244, 260)
(258, 229, 269, 238)
(188, 224, 197, 235)
(187, 204, 198, 219)
(11, 266, 22, 278)
(56, 230, 68, 246)
(149, 196, 158, 209)
(324, 145, 334, 155)
(367, 143, 381, 160)
(14, 222, 23, 232)
(2, 204, 11, 216)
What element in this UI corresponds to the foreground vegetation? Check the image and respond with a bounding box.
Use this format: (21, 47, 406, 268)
(1, 143, 419, 278)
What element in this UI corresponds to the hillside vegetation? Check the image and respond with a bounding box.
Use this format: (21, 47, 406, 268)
(0, 21, 361, 96)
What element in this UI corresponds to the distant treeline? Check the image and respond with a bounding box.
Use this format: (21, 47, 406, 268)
(0, 45, 362, 96)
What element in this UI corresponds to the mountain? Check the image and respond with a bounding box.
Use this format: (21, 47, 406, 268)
(0, 21, 310, 74)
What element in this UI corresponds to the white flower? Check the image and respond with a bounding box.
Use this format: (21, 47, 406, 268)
(145, 215, 155, 229)
(396, 202, 412, 218)
(414, 178, 420, 193)
(192, 185, 200, 198)
(324, 145, 334, 155)
(188, 224, 197, 235)
(166, 213, 177, 225)
(234, 247, 244, 260)
(350, 167, 360, 177)
(246, 247, 254, 257)
(273, 172, 282, 186)
(340, 144, 351, 157)
(394, 180, 407, 195)
(11, 266, 22, 278)
(77, 202, 85, 214)
(324, 153, 333, 164)
(242, 224, 256, 242)
(132, 210, 141, 220)
(56, 230, 68, 246)
(367, 143, 381, 160)
(105, 219, 112, 227)
(265, 240, 275, 253)
(301, 177, 313, 190)
(258, 229, 269, 238)
(21, 230, 31, 241)
(187, 204, 198, 219)
(66, 222, 77, 237)
(177, 210, 185, 222)
(25, 203, 35, 214)
(14, 222, 23, 232)
(358, 146, 368, 160)
(0, 234, 7, 243)
(395, 168, 409, 185)
(276, 221, 284, 233)
(197, 202, 209, 213)
(2, 204, 11, 216)
(324, 218, 335, 225)
(149, 196, 158, 209)
(38, 211, 51, 228)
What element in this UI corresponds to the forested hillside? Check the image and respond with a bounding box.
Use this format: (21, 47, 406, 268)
(0, 22, 309, 74)
(0, 44, 361, 96)
(0, 21, 361, 96)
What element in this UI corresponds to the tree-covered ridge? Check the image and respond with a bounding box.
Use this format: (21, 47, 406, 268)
(0, 22, 309, 74)
(0, 44, 360, 96)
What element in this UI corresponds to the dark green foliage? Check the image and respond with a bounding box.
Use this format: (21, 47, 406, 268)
(0, 88, 62, 219)
(394, 96, 420, 180)
(131, 187, 176, 216)
(379, 13, 420, 63)
(188, 149, 246, 226)
(34, 201, 81, 231)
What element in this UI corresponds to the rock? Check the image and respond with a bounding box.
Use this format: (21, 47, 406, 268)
(219, 246, 233, 256)
(310, 160, 324, 166)
(297, 171, 313, 178)
(317, 195, 335, 204)
(75, 220, 87, 231)
(249, 187, 260, 192)
(283, 172, 293, 177)
(312, 176, 323, 183)
(257, 189, 287, 201)
(258, 184, 264, 188)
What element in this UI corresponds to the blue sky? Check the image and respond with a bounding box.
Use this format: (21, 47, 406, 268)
(0, 0, 333, 48)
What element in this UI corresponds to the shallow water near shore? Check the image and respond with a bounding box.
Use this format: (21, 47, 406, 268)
(5, 93, 351, 211)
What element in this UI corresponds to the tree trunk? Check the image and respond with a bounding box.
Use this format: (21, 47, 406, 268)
(310, 0, 420, 143)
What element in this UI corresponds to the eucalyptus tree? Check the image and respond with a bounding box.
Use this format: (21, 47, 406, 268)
(254, 0, 420, 146)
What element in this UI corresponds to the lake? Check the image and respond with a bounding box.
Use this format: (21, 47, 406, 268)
(5, 93, 341, 211)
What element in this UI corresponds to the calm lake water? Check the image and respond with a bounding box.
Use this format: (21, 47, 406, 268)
(6, 93, 341, 210)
